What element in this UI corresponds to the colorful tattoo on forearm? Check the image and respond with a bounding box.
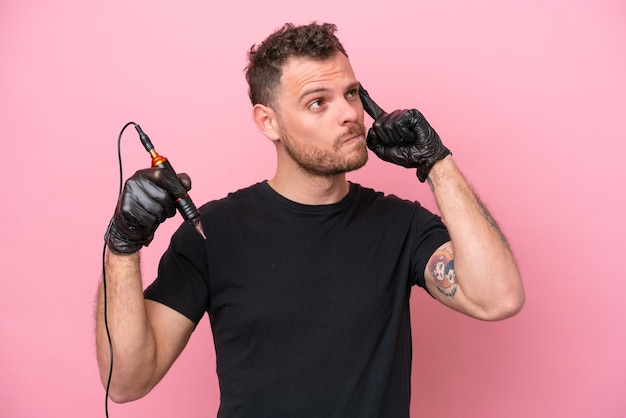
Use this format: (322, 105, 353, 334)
(429, 248, 458, 298)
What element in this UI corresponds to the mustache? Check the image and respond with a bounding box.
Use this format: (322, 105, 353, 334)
(337, 123, 366, 142)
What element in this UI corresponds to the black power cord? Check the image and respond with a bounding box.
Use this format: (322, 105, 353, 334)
(101, 121, 137, 418)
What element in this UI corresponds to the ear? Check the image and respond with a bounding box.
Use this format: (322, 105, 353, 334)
(252, 104, 281, 141)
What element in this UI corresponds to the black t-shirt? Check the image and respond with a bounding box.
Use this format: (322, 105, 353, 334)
(145, 181, 450, 418)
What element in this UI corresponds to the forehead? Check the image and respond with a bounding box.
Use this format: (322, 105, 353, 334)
(278, 52, 356, 100)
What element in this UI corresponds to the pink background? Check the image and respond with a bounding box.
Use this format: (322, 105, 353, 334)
(1, 0, 625, 417)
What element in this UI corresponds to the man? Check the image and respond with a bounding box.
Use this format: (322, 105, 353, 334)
(96, 22, 524, 417)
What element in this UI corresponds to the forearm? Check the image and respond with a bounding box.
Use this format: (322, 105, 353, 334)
(95, 250, 157, 402)
(427, 156, 525, 320)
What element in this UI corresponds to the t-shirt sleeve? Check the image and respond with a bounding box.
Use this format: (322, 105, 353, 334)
(144, 222, 210, 325)
(410, 205, 450, 290)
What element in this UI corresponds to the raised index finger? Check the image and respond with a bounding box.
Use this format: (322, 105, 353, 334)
(358, 83, 386, 120)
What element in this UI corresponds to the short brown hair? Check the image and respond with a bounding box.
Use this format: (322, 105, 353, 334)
(245, 22, 348, 107)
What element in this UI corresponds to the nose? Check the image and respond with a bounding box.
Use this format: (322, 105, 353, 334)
(338, 97, 360, 125)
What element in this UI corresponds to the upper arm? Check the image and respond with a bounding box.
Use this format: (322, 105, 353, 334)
(424, 239, 524, 320)
(145, 299, 196, 384)
(423, 241, 478, 317)
(424, 241, 456, 299)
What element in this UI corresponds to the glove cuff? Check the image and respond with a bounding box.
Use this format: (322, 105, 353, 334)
(104, 218, 152, 255)
(416, 147, 452, 182)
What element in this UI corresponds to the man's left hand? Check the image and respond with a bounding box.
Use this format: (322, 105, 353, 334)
(359, 84, 451, 182)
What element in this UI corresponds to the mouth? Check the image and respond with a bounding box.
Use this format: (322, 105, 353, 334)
(340, 125, 366, 145)
(344, 134, 365, 145)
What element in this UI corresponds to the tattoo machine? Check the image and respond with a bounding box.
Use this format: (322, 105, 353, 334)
(134, 124, 206, 239)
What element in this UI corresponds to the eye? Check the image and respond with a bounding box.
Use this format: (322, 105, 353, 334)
(346, 88, 358, 99)
(309, 99, 324, 110)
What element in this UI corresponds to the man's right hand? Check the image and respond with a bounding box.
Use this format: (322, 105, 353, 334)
(105, 168, 192, 255)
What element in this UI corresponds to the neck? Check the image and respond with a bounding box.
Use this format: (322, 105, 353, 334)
(268, 167, 350, 205)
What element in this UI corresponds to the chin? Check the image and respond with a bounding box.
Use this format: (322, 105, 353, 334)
(343, 150, 369, 173)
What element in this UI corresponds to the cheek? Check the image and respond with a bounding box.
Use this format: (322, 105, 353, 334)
(285, 116, 327, 142)
(279, 111, 308, 135)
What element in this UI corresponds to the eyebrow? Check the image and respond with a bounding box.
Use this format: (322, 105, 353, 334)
(346, 81, 360, 92)
(298, 82, 360, 102)
(298, 87, 330, 102)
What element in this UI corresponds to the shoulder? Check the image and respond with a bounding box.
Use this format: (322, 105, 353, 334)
(350, 182, 426, 215)
(352, 183, 448, 239)
(198, 182, 268, 213)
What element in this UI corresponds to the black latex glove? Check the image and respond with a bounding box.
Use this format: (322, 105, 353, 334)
(105, 168, 192, 255)
(359, 84, 451, 182)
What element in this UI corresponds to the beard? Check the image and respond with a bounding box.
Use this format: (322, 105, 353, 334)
(280, 122, 369, 177)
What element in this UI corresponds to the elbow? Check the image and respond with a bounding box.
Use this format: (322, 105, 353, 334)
(480, 286, 526, 321)
(104, 383, 151, 404)
(97, 350, 158, 404)
(99, 369, 153, 404)
(108, 392, 133, 405)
